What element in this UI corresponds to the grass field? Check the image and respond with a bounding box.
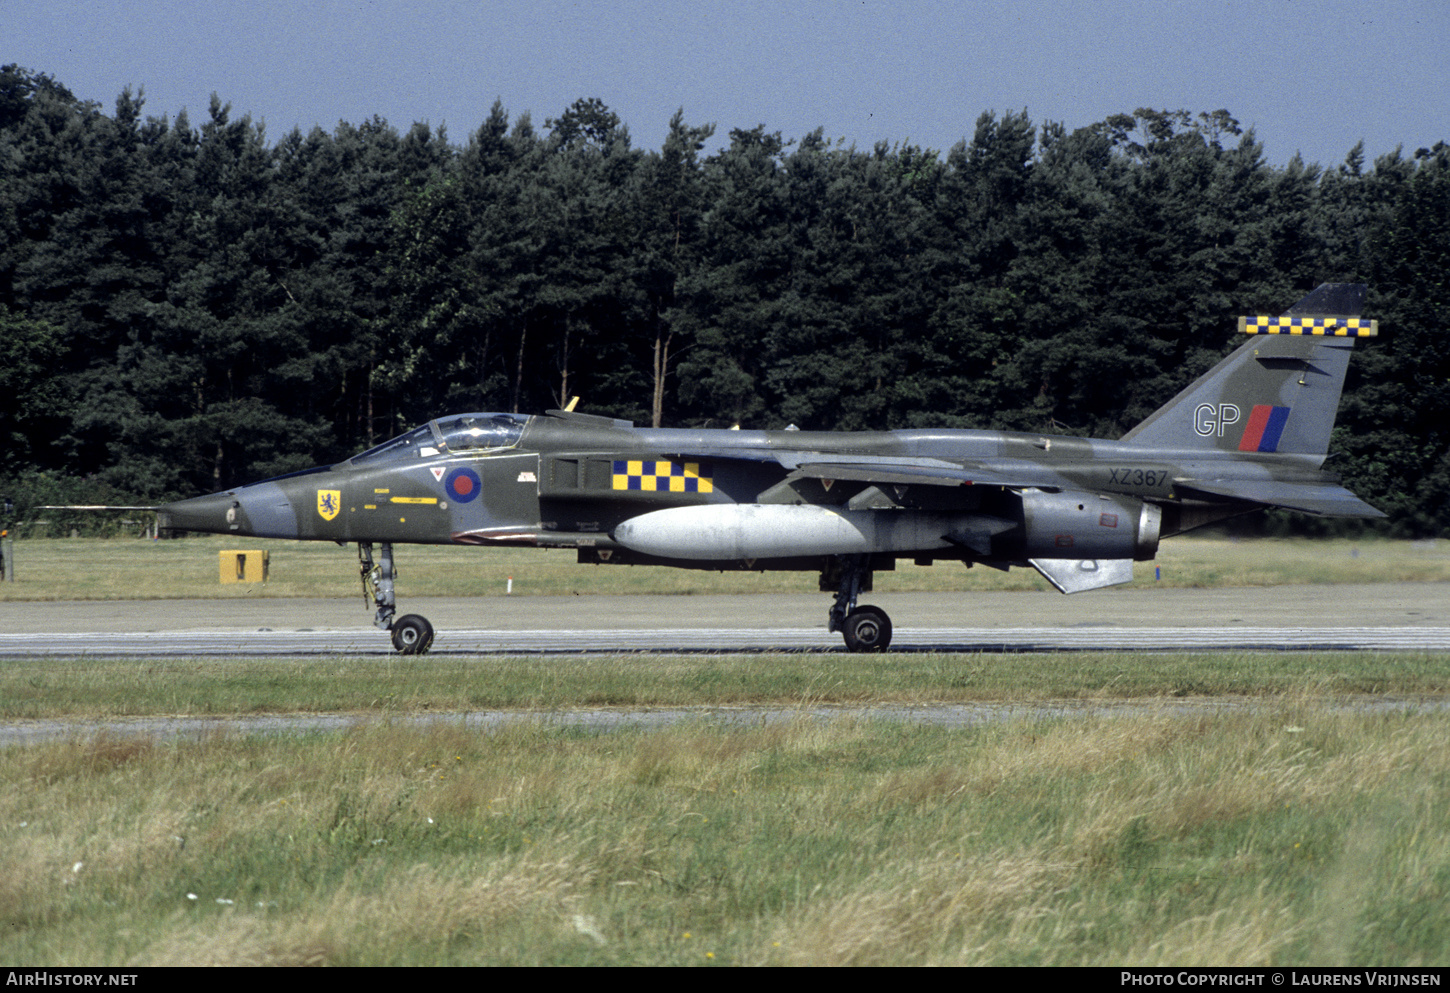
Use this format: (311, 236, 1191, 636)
(2, 533, 1448, 601)
(4, 651, 1450, 721)
(4, 706, 1448, 965)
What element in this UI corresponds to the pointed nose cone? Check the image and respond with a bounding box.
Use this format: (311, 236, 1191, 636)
(157, 491, 244, 536)
(157, 482, 300, 538)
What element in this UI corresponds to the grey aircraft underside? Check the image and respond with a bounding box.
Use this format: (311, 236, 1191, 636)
(159, 284, 1384, 653)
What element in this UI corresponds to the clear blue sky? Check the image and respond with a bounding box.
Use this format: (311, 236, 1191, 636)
(7, 0, 1447, 167)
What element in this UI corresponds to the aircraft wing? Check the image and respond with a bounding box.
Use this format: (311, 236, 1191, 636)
(657, 446, 1061, 490)
(1175, 479, 1386, 518)
(781, 457, 1057, 490)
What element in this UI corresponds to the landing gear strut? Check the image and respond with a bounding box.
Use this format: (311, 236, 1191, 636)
(358, 542, 434, 655)
(824, 554, 893, 652)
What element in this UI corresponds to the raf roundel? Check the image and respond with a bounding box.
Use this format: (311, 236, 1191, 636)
(444, 467, 482, 503)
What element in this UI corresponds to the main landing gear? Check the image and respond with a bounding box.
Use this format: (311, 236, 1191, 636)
(825, 554, 893, 652)
(359, 542, 434, 655)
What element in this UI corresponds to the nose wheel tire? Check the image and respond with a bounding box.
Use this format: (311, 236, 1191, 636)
(390, 614, 435, 655)
(842, 605, 892, 652)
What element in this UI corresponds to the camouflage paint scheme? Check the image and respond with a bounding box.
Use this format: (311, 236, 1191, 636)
(159, 285, 1383, 653)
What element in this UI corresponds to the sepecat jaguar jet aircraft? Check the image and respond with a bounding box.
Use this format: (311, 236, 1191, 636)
(159, 283, 1384, 654)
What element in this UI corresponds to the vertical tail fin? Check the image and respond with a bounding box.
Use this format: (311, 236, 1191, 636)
(1119, 284, 1376, 459)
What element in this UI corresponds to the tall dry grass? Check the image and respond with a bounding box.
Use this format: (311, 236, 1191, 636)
(4, 706, 1448, 965)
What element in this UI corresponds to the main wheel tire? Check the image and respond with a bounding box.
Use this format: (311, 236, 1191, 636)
(391, 614, 434, 655)
(842, 605, 892, 652)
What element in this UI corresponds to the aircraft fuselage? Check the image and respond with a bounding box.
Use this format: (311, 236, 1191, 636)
(154, 284, 1385, 653)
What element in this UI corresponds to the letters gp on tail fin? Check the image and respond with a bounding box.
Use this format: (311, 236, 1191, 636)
(1119, 283, 1372, 459)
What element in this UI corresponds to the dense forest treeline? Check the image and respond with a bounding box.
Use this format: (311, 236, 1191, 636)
(1, 65, 1447, 534)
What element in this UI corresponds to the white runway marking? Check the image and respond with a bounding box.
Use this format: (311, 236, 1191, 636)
(5, 626, 1450, 656)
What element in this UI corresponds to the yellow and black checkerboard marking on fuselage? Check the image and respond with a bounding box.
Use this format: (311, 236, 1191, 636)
(611, 460, 713, 493)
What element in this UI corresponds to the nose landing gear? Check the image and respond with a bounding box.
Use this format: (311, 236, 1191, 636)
(389, 614, 435, 654)
(359, 542, 435, 655)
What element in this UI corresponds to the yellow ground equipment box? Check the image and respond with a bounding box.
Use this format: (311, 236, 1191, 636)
(219, 549, 269, 583)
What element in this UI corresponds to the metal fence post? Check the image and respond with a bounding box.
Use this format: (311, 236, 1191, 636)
(2, 496, 13, 581)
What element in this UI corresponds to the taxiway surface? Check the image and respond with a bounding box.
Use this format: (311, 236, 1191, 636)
(3, 583, 1450, 654)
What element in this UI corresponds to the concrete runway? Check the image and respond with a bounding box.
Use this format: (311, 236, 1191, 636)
(3, 583, 1450, 654)
(6, 586, 1450, 745)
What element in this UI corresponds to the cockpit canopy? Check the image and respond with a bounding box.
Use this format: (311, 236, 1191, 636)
(346, 413, 530, 467)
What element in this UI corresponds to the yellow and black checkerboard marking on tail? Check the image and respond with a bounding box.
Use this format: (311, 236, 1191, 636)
(611, 460, 713, 493)
(1238, 316, 1378, 337)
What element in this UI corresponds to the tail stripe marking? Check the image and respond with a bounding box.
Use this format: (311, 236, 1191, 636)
(1239, 405, 1291, 452)
(1238, 316, 1378, 337)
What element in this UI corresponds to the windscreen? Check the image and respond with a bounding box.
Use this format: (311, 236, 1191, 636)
(346, 413, 528, 467)
(436, 413, 529, 452)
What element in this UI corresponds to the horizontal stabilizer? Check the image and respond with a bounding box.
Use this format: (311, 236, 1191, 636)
(1030, 558, 1135, 594)
(1176, 479, 1386, 518)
